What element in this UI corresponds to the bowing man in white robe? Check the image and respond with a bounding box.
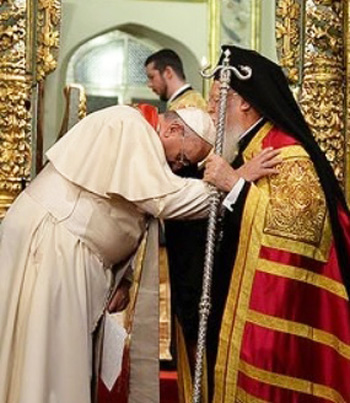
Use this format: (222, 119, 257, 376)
(0, 105, 216, 403)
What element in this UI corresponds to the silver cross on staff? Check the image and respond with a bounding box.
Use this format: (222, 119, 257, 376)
(192, 48, 252, 403)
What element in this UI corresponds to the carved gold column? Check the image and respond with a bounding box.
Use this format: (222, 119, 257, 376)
(276, 0, 347, 191)
(275, 0, 303, 95)
(36, 0, 61, 81)
(0, 0, 32, 218)
(300, 1, 345, 184)
(0, 0, 61, 218)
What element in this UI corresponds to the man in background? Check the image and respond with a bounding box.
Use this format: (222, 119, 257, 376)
(145, 48, 206, 111)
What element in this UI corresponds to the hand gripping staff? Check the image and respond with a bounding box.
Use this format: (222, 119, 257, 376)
(192, 49, 252, 403)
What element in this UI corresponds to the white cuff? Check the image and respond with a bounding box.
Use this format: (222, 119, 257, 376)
(222, 177, 246, 212)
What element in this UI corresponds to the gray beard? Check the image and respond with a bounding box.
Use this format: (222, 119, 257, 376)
(222, 129, 240, 164)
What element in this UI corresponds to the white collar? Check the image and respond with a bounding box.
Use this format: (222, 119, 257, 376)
(167, 84, 191, 104)
(238, 117, 264, 141)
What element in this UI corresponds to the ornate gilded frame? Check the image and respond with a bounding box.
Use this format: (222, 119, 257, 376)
(208, 0, 261, 67)
(206, 0, 260, 98)
(275, 0, 349, 204)
(0, 0, 61, 218)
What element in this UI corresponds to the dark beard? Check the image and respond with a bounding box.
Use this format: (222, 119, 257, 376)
(160, 93, 168, 102)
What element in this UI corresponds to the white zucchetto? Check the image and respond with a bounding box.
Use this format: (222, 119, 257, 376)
(176, 107, 216, 146)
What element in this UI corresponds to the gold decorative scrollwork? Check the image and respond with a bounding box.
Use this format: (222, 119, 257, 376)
(264, 157, 327, 246)
(300, 0, 345, 184)
(36, 0, 61, 81)
(0, 77, 32, 217)
(276, 0, 347, 187)
(0, 0, 61, 218)
(275, 0, 302, 91)
(0, 0, 31, 218)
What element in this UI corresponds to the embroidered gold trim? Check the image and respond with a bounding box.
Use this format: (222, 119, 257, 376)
(125, 232, 148, 331)
(258, 259, 348, 301)
(242, 122, 274, 160)
(276, 145, 309, 159)
(262, 231, 332, 263)
(239, 360, 346, 403)
(215, 122, 276, 402)
(264, 157, 326, 245)
(262, 146, 332, 262)
(236, 387, 269, 403)
(176, 318, 208, 403)
(168, 90, 207, 111)
(247, 309, 350, 360)
(214, 185, 269, 402)
(176, 318, 192, 403)
(244, 135, 332, 261)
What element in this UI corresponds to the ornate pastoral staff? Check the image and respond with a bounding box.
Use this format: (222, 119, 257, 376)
(192, 49, 252, 403)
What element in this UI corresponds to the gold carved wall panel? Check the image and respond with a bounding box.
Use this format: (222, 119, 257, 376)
(275, 0, 303, 92)
(301, 1, 345, 183)
(276, 0, 349, 202)
(36, 0, 61, 81)
(0, 0, 61, 218)
(0, 0, 31, 218)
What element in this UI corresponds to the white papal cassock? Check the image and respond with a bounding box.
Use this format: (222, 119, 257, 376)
(0, 106, 210, 403)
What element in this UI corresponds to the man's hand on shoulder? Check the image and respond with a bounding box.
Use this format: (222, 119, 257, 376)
(204, 147, 281, 193)
(237, 147, 281, 182)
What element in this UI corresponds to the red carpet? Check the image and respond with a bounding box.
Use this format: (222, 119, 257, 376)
(98, 370, 179, 402)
